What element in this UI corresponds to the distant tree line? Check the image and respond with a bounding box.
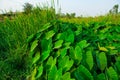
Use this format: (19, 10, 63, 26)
(23, 3, 33, 14)
(109, 4, 119, 14)
(0, 3, 119, 21)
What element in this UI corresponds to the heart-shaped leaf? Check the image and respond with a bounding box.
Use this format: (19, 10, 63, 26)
(36, 65, 43, 79)
(30, 40, 38, 52)
(97, 52, 107, 71)
(45, 30, 55, 40)
(107, 67, 118, 80)
(70, 46, 82, 65)
(74, 65, 93, 80)
(32, 51, 40, 64)
(58, 56, 74, 72)
(86, 51, 93, 70)
(54, 40, 63, 49)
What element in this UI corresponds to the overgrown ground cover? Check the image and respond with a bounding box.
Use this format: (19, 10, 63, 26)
(0, 7, 120, 80)
(27, 18, 120, 80)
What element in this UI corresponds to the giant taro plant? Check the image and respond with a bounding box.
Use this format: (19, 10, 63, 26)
(27, 20, 120, 80)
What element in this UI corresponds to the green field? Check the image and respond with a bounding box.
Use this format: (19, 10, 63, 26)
(0, 6, 120, 80)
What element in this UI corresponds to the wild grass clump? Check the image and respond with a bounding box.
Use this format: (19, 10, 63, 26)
(0, 6, 56, 79)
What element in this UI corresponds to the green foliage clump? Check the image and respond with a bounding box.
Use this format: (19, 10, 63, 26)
(27, 20, 120, 80)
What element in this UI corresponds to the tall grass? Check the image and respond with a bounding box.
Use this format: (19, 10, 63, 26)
(0, 6, 56, 79)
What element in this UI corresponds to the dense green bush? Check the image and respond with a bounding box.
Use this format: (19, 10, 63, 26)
(27, 20, 120, 80)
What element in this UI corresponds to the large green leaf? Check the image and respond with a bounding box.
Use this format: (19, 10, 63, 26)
(97, 73, 106, 80)
(48, 66, 62, 80)
(38, 23, 52, 32)
(115, 61, 120, 73)
(36, 65, 43, 79)
(77, 40, 89, 49)
(58, 56, 74, 72)
(97, 52, 107, 71)
(98, 43, 108, 52)
(55, 33, 62, 40)
(115, 26, 120, 33)
(100, 26, 111, 33)
(54, 40, 63, 49)
(75, 25, 82, 35)
(66, 33, 74, 43)
(48, 65, 57, 80)
(107, 67, 118, 80)
(56, 68, 62, 80)
(109, 50, 118, 55)
(35, 32, 42, 40)
(59, 32, 67, 40)
(32, 51, 40, 64)
(27, 34, 35, 43)
(70, 46, 82, 65)
(93, 22, 100, 30)
(45, 30, 55, 40)
(98, 33, 107, 40)
(62, 72, 70, 80)
(60, 48, 67, 58)
(30, 40, 38, 52)
(31, 67, 37, 80)
(86, 51, 93, 70)
(40, 50, 50, 62)
(41, 39, 52, 51)
(61, 72, 75, 80)
(63, 42, 71, 49)
(46, 56, 56, 72)
(55, 48, 67, 58)
(116, 56, 120, 62)
(74, 65, 93, 80)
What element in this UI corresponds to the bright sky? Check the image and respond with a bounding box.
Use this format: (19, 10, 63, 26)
(0, 0, 120, 16)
